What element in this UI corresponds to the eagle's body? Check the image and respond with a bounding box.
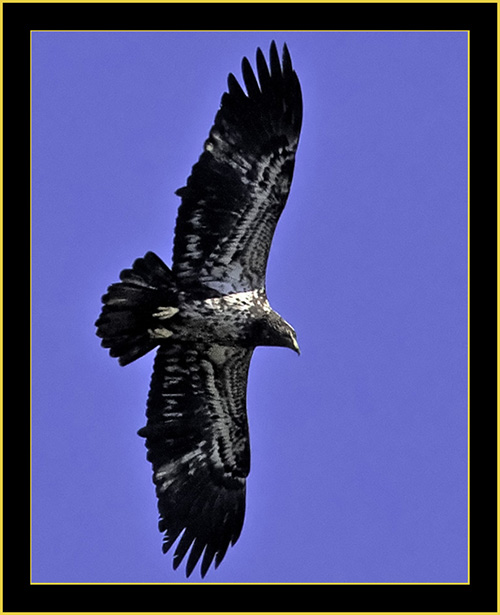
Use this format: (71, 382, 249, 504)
(96, 42, 302, 577)
(161, 287, 293, 348)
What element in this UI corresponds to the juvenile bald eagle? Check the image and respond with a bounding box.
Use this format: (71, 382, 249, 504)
(95, 41, 302, 578)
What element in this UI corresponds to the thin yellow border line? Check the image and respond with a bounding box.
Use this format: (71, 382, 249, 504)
(0, 6, 2, 613)
(467, 27, 471, 592)
(29, 31, 33, 590)
(496, 6, 499, 611)
(28, 28, 471, 589)
(30, 29, 469, 32)
(10, 0, 499, 3)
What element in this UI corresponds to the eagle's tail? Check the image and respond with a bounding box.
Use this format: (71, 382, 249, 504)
(95, 252, 179, 366)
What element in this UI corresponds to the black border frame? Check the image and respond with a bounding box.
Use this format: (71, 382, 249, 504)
(5, 1, 496, 613)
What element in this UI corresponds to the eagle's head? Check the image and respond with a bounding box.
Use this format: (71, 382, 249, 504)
(252, 311, 300, 355)
(282, 320, 301, 355)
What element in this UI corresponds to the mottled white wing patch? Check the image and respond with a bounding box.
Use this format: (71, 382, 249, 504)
(201, 288, 269, 311)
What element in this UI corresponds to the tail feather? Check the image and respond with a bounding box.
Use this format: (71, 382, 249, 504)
(95, 252, 178, 366)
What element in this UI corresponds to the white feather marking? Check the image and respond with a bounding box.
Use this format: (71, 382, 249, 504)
(164, 365, 179, 373)
(149, 328, 173, 339)
(153, 306, 179, 319)
(207, 344, 232, 366)
(156, 447, 204, 492)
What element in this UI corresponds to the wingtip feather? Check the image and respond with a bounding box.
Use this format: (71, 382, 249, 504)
(269, 40, 282, 80)
(282, 42, 293, 75)
(227, 72, 245, 98)
(241, 56, 260, 98)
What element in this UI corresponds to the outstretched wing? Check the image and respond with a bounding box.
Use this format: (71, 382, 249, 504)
(172, 41, 303, 294)
(138, 342, 253, 577)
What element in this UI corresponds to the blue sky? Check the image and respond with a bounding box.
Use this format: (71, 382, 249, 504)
(31, 31, 468, 584)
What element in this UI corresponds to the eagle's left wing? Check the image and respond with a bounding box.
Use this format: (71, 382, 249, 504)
(172, 41, 302, 294)
(138, 342, 253, 577)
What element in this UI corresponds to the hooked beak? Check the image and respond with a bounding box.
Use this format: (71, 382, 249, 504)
(291, 336, 301, 356)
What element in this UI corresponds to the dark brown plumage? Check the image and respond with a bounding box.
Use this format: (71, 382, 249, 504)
(95, 41, 302, 577)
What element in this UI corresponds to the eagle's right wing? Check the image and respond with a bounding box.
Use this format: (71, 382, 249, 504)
(172, 41, 302, 294)
(138, 342, 253, 577)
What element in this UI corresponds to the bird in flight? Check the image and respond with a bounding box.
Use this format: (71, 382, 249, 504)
(95, 41, 303, 578)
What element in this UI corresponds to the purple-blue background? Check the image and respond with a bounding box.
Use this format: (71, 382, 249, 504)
(32, 31, 468, 584)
